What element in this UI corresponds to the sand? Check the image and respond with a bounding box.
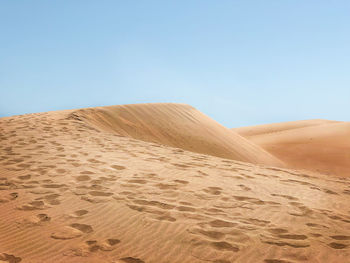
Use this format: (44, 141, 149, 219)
(68, 103, 283, 167)
(234, 120, 350, 177)
(0, 104, 349, 263)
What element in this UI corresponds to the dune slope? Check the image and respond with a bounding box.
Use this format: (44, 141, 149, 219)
(67, 103, 283, 167)
(234, 119, 340, 137)
(234, 120, 350, 177)
(1, 109, 350, 263)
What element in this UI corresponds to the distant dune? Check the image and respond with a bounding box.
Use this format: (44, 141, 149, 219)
(1, 105, 350, 263)
(234, 119, 340, 137)
(234, 120, 350, 177)
(68, 103, 283, 167)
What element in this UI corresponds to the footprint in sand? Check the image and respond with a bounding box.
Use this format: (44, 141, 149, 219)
(237, 184, 251, 191)
(288, 202, 314, 217)
(207, 219, 237, 228)
(29, 189, 55, 195)
(51, 223, 93, 240)
(210, 241, 239, 252)
(17, 200, 48, 211)
(66, 209, 89, 219)
(155, 215, 176, 222)
(17, 174, 31, 180)
(37, 213, 51, 222)
(114, 257, 145, 263)
(0, 192, 18, 203)
(0, 179, 17, 190)
(271, 193, 298, 201)
(203, 187, 222, 195)
(74, 209, 89, 217)
(41, 183, 66, 189)
(111, 165, 126, 170)
(264, 260, 292, 263)
(36, 193, 61, 205)
(80, 170, 95, 175)
(262, 239, 310, 248)
(84, 238, 121, 252)
(328, 242, 348, 249)
(89, 191, 113, 197)
(18, 213, 51, 227)
(278, 234, 308, 240)
(51, 227, 82, 240)
(233, 195, 265, 205)
(127, 179, 147, 184)
(0, 253, 22, 263)
(155, 183, 178, 190)
(75, 175, 91, 182)
(81, 195, 110, 203)
(56, 169, 66, 174)
(70, 223, 93, 233)
(267, 228, 289, 234)
(173, 179, 189, 185)
(176, 206, 196, 212)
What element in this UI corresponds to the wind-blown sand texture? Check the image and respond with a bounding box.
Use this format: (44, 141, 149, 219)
(68, 103, 282, 167)
(234, 120, 350, 177)
(0, 104, 349, 263)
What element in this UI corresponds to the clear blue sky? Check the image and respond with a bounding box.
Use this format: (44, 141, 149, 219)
(1, 1, 349, 127)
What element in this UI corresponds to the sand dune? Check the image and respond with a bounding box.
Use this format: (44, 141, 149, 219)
(234, 120, 350, 177)
(0, 106, 349, 263)
(66, 103, 283, 167)
(234, 119, 340, 137)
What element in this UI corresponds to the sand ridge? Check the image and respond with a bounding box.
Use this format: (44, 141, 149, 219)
(0, 106, 349, 262)
(234, 120, 350, 177)
(233, 119, 340, 137)
(66, 103, 283, 167)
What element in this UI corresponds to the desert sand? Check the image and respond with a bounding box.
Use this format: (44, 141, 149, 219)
(0, 103, 349, 263)
(68, 103, 283, 167)
(234, 120, 350, 177)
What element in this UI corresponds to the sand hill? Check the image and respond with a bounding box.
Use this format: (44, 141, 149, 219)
(234, 119, 340, 137)
(234, 120, 350, 177)
(66, 103, 283, 167)
(0, 105, 349, 263)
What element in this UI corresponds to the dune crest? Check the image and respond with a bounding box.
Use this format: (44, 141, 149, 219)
(234, 119, 340, 137)
(234, 120, 350, 177)
(67, 103, 283, 167)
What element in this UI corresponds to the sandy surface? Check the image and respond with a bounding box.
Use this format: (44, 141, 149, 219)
(234, 120, 350, 177)
(0, 104, 349, 263)
(69, 103, 282, 167)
